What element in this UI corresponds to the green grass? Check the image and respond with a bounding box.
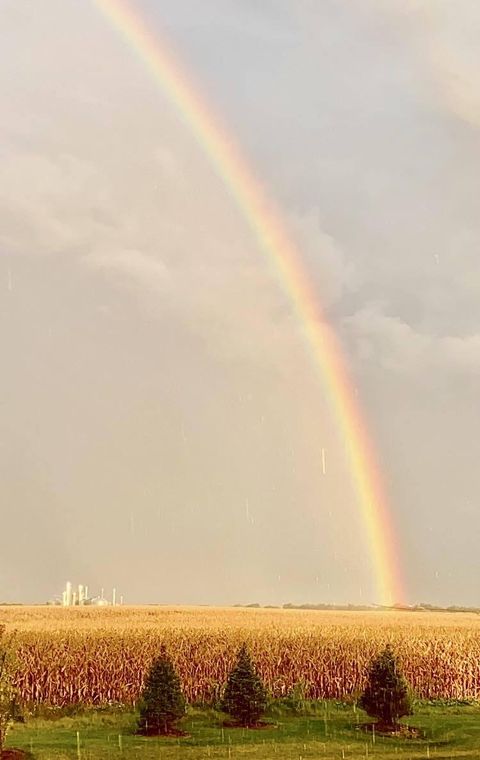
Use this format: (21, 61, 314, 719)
(5, 702, 480, 759)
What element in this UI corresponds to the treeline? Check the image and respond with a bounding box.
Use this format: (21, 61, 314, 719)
(235, 602, 480, 613)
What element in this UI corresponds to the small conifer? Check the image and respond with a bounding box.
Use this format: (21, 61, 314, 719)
(138, 646, 185, 735)
(359, 644, 412, 731)
(221, 643, 268, 727)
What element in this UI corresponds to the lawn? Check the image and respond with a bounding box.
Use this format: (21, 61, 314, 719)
(6, 702, 480, 759)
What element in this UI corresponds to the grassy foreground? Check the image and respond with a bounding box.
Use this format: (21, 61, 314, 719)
(6, 702, 480, 759)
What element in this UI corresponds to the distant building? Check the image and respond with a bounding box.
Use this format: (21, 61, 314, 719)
(87, 596, 110, 607)
(53, 582, 122, 607)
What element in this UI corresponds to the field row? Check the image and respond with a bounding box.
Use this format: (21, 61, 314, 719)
(12, 626, 480, 706)
(3, 606, 480, 631)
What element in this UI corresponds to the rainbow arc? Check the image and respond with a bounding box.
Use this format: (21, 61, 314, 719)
(94, 0, 404, 606)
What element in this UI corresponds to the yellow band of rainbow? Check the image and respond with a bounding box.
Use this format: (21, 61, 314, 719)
(93, 0, 405, 607)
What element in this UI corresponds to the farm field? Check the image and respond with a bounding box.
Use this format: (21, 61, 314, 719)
(2, 606, 480, 707)
(6, 703, 480, 759)
(3, 604, 480, 632)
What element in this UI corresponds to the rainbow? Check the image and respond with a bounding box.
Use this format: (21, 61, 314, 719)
(93, 0, 405, 606)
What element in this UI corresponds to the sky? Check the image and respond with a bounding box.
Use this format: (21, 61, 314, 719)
(1, 0, 480, 606)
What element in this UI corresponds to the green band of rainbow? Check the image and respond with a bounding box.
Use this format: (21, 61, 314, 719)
(93, 0, 405, 606)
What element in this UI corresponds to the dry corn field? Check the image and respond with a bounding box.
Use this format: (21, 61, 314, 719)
(2, 606, 480, 707)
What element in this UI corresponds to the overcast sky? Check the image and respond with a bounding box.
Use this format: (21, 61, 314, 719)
(1, 0, 480, 606)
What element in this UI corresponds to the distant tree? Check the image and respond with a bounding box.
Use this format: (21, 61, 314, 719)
(359, 644, 412, 731)
(222, 643, 268, 727)
(0, 627, 17, 755)
(137, 646, 186, 736)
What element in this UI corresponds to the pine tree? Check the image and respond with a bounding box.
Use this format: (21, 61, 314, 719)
(221, 643, 268, 727)
(138, 646, 186, 735)
(359, 644, 413, 730)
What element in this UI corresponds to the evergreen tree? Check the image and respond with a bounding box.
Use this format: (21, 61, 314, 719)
(359, 644, 412, 730)
(222, 643, 268, 727)
(138, 646, 185, 735)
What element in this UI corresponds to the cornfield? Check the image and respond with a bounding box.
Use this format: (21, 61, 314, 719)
(2, 606, 480, 707)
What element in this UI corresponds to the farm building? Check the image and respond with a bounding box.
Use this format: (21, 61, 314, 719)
(48, 582, 122, 606)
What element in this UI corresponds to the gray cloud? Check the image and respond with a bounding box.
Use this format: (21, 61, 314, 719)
(344, 306, 480, 376)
